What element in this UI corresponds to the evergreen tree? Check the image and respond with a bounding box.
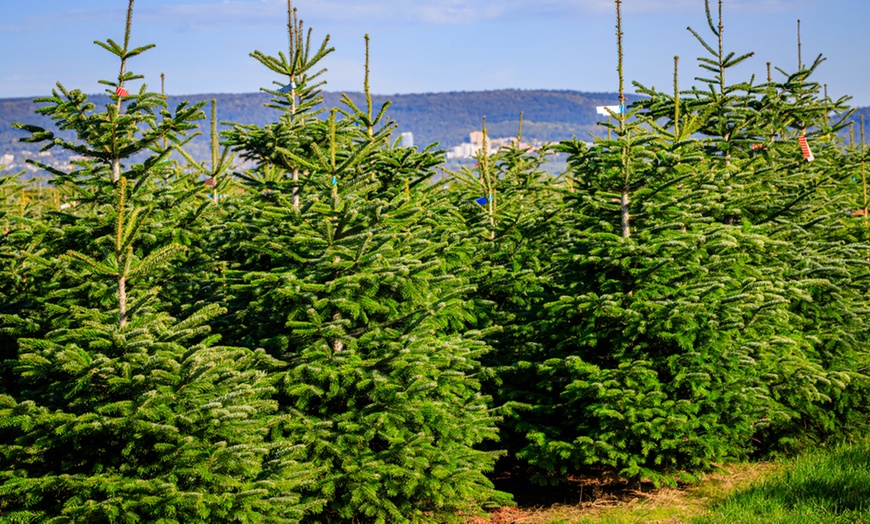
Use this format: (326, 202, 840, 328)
(512, 0, 743, 484)
(0, 169, 48, 396)
(0, 2, 318, 521)
(500, 0, 870, 485)
(653, 1, 870, 451)
(217, 7, 510, 521)
(440, 118, 567, 472)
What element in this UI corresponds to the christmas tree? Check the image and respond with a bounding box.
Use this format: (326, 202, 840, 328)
(213, 4, 510, 521)
(1, 2, 318, 521)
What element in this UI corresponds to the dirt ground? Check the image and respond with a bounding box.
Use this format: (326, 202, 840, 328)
(466, 462, 777, 523)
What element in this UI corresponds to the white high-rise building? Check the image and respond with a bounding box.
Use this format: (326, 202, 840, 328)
(399, 132, 414, 148)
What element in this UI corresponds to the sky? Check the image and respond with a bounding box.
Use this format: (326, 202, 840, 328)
(2, 0, 870, 106)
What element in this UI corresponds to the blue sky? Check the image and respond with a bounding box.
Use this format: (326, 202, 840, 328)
(2, 0, 869, 106)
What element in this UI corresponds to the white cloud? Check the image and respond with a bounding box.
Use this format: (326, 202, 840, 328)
(0, 7, 119, 32)
(15, 0, 816, 36)
(137, 1, 285, 31)
(169, 0, 817, 27)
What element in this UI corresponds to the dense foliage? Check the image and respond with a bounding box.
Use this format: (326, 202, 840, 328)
(2, 0, 870, 522)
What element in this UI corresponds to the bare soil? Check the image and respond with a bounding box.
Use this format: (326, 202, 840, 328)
(467, 462, 777, 523)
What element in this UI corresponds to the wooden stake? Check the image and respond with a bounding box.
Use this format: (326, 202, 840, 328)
(797, 19, 803, 70)
(673, 56, 680, 137)
(364, 34, 373, 138)
(616, 0, 630, 238)
(862, 116, 867, 220)
(112, 0, 136, 184)
(288, 0, 300, 210)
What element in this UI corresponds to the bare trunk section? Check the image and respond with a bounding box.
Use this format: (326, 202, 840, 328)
(292, 167, 300, 210)
(332, 311, 344, 353)
(118, 275, 127, 328)
(117, 176, 128, 328)
(621, 189, 630, 239)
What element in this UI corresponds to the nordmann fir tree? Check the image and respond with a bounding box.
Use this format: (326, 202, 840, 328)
(626, 0, 801, 462)
(164, 97, 241, 324)
(0, 169, 50, 397)
(735, 38, 870, 451)
(0, 2, 319, 521)
(217, 7, 510, 520)
(518, 0, 784, 485)
(441, 117, 566, 472)
(515, 0, 870, 489)
(656, 1, 870, 452)
(524, 0, 723, 485)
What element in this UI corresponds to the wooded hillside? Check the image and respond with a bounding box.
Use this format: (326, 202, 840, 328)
(0, 89, 643, 165)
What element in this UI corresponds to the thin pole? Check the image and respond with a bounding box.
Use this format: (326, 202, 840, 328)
(616, 0, 630, 238)
(673, 56, 680, 137)
(797, 19, 803, 70)
(862, 116, 867, 219)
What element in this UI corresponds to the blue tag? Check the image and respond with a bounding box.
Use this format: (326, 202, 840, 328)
(331, 176, 337, 186)
(475, 197, 488, 205)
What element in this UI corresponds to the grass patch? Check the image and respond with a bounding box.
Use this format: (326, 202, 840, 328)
(695, 439, 870, 524)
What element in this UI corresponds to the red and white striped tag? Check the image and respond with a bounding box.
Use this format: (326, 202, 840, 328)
(799, 136, 814, 162)
(115, 86, 129, 97)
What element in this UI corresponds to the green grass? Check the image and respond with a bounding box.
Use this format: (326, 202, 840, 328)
(694, 439, 870, 524)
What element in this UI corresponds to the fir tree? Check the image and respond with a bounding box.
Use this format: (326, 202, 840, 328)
(441, 117, 567, 472)
(507, 0, 820, 484)
(217, 8, 510, 520)
(507, 0, 870, 487)
(0, 2, 318, 521)
(0, 169, 48, 397)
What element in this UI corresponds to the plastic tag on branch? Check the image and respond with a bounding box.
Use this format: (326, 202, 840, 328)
(204, 178, 217, 188)
(115, 86, 129, 97)
(596, 105, 624, 116)
(475, 196, 489, 205)
(799, 136, 814, 162)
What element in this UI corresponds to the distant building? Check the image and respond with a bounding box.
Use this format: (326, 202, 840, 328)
(399, 132, 414, 148)
(445, 131, 534, 160)
(446, 142, 480, 160)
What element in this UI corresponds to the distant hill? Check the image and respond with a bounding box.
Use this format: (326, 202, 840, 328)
(330, 89, 634, 147)
(2, 89, 867, 173)
(0, 89, 631, 170)
(851, 106, 870, 138)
